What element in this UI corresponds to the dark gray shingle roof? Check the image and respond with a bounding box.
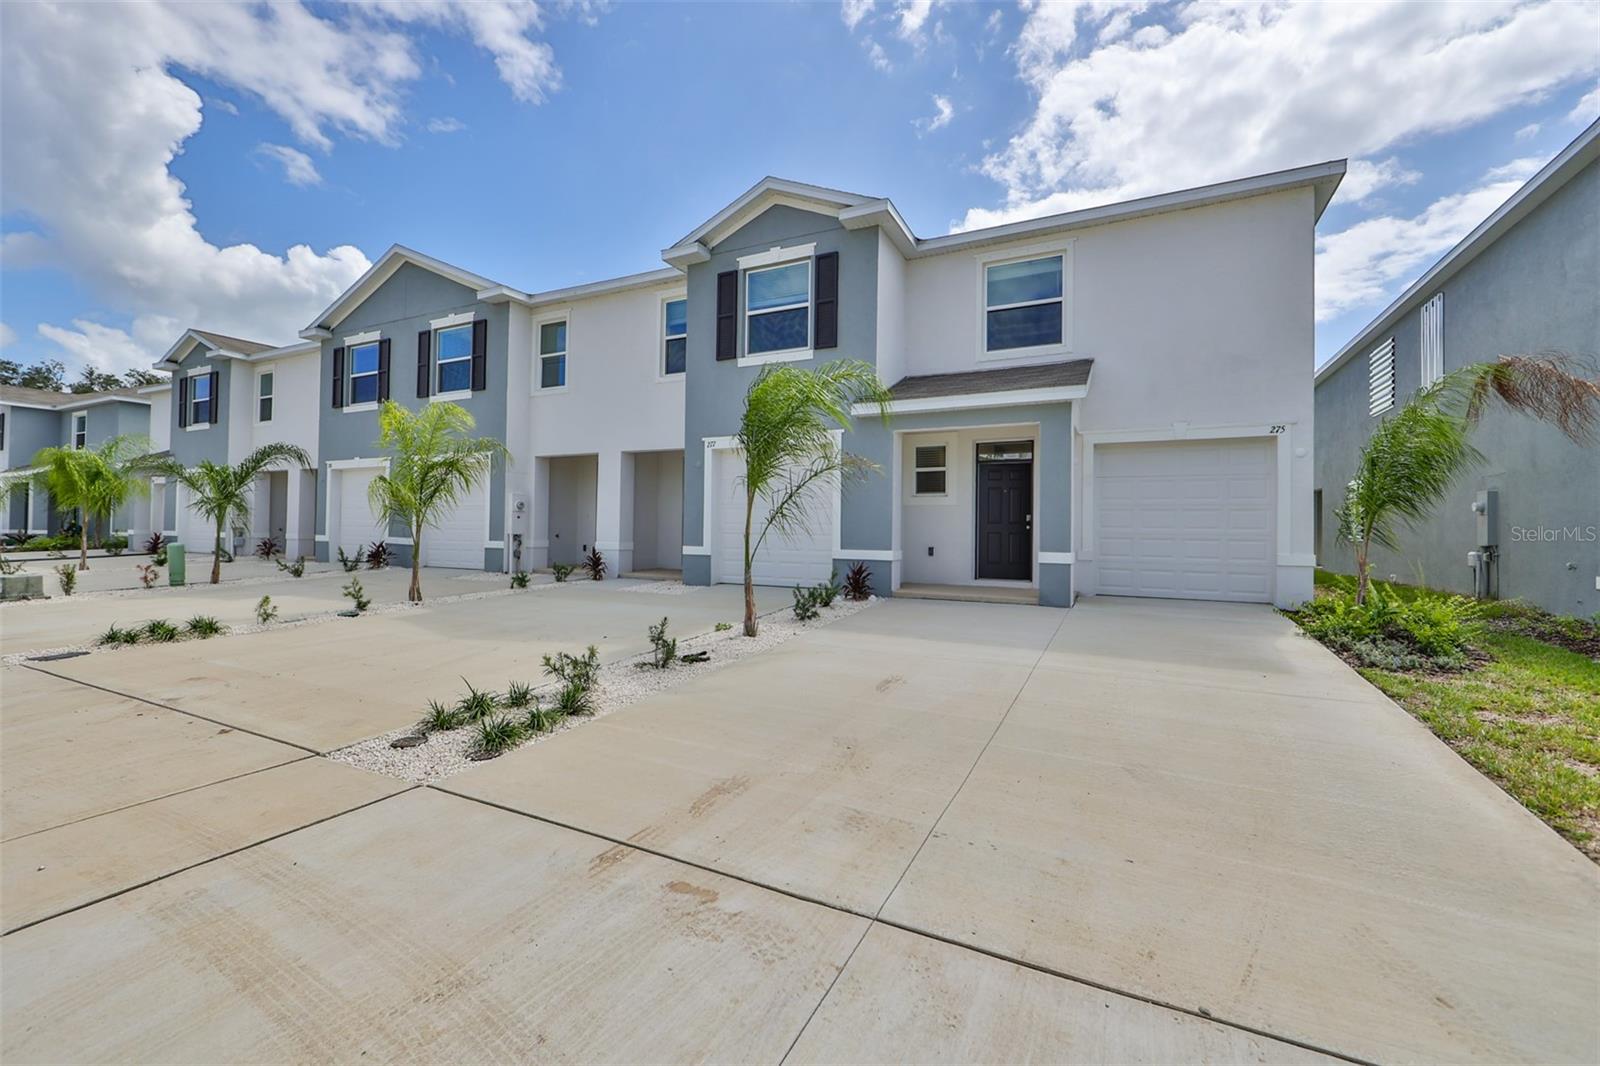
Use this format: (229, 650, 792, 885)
(887, 359, 1093, 400)
(189, 329, 275, 355)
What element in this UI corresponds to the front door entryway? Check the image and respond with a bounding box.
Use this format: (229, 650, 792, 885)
(976, 442, 1032, 580)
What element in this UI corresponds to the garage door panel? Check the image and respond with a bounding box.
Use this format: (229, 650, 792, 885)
(422, 482, 488, 570)
(715, 451, 833, 587)
(338, 469, 385, 558)
(1095, 439, 1275, 604)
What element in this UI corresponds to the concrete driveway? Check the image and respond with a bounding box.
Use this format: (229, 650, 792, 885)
(3, 596, 1596, 1062)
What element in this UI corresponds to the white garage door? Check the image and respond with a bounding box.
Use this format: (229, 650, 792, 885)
(337, 467, 386, 558)
(421, 480, 488, 570)
(174, 484, 212, 552)
(715, 450, 834, 587)
(1095, 438, 1274, 603)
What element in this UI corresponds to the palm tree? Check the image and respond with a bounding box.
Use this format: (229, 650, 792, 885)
(30, 435, 157, 571)
(150, 443, 311, 584)
(368, 400, 508, 604)
(1337, 353, 1599, 603)
(735, 361, 892, 637)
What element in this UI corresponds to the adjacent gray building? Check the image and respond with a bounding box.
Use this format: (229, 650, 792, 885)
(0, 384, 154, 537)
(1314, 119, 1599, 617)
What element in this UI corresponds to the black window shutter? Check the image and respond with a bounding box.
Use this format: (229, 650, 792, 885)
(377, 338, 391, 401)
(332, 347, 345, 408)
(715, 270, 737, 360)
(814, 251, 839, 350)
(208, 371, 220, 424)
(471, 318, 488, 391)
(416, 330, 431, 398)
(177, 376, 189, 428)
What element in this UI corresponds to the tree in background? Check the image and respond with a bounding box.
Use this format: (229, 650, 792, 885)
(70, 368, 126, 393)
(734, 361, 892, 637)
(367, 400, 509, 604)
(0, 358, 67, 391)
(28, 436, 157, 570)
(1337, 353, 1599, 604)
(151, 444, 312, 584)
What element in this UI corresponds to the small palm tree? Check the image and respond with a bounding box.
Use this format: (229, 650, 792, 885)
(30, 435, 156, 571)
(1337, 353, 1599, 604)
(735, 361, 892, 637)
(151, 443, 311, 584)
(368, 400, 509, 604)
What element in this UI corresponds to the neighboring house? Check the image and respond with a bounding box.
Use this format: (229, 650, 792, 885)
(154, 329, 321, 559)
(665, 165, 1343, 608)
(1314, 119, 1599, 617)
(0, 384, 153, 540)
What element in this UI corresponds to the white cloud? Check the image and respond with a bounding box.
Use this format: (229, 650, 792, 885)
(895, 0, 934, 42)
(864, 38, 891, 72)
(841, 0, 874, 32)
(1482, 156, 1546, 182)
(914, 94, 955, 135)
(0, 322, 15, 349)
(1339, 157, 1421, 202)
(960, 1, 1600, 230)
(427, 116, 467, 134)
(256, 143, 323, 187)
(0, 1, 568, 375)
(1569, 81, 1600, 123)
(1515, 122, 1541, 141)
(1315, 167, 1532, 322)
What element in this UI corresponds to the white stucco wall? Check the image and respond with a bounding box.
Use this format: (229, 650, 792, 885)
(247, 350, 320, 463)
(899, 424, 1041, 587)
(876, 229, 907, 388)
(147, 389, 172, 452)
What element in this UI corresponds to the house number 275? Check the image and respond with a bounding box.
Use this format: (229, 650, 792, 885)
(1268, 424, 1286, 434)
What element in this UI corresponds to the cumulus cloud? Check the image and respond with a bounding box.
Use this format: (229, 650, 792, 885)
(257, 143, 323, 187)
(1569, 82, 1600, 123)
(0, 1, 567, 374)
(864, 38, 891, 72)
(1314, 161, 1541, 322)
(959, 1, 1600, 231)
(426, 116, 466, 134)
(1339, 157, 1421, 202)
(840, 0, 874, 32)
(914, 94, 955, 135)
(0, 322, 15, 349)
(895, 0, 934, 42)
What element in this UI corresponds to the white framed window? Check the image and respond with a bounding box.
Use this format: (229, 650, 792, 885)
(745, 259, 810, 357)
(913, 444, 948, 496)
(662, 297, 687, 376)
(349, 341, 380, 405)
(1420, 292, 1444, 387)
(71, 411, 87, 449)
(538, 318, 567, 390)
(984, 252, 1065, 355)
(1369, 337, 1396, 416)
(256, 370, 274, 423)
(435, 323, 473, 395)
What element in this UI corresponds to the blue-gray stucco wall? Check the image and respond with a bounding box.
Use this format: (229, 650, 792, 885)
(168, 344, 231, 469)
(313, 262, 510, 568)
(681, 204, 880, 559)
(1315, 157, 1599, 617)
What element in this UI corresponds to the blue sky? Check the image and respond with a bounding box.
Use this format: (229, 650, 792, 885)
(1, 1, 1596, 377)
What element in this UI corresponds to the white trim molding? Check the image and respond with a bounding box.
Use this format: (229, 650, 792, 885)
(342, 330, 380, 347)
(430, 310, 476, 330)
(855, 384, 1088, 418)
(737, 242, 816, 271)
(1038, 551, 1075, 565)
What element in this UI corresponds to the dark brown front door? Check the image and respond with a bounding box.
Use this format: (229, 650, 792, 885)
(977, 460, 1032, 580)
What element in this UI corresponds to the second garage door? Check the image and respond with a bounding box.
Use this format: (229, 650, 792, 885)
(1094, 438, 1274, 603)
(421, 480, 489, 570)
(714, 449, 834, 587)
(337, 467, 386, 559)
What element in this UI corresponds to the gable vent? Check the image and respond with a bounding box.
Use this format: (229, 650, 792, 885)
(1369, 337, 1396, 416)
(1420, 292, 1444, 387)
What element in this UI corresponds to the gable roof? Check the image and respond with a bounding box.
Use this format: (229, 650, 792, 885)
(300, 244, 504, 338)
(157, 327, 278, 368)
(0, 384, 150, 410)
(1317, 117, 1600, 385)
(663, 161, 1346, 269)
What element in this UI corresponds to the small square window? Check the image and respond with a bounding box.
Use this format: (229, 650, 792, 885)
(663, 298, 687, 376)
(257, 371, 274, 422)
(913, 444, 947, 496)
(436, 323, 473, 394)
(539, 320, 567, 389)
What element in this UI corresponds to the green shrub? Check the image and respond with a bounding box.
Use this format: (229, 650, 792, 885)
(524, 701, 560, 734)
(543, 645, 600, 688)
(552, 563, 575, 583)
(645, 617, 676, 669)
(815, 574, 842, 608)
(474, 714, 525, 757)
(337, 547, 360, 572)
(423, 699, 463, 732)
(1295, 587, 1478, 670)
(98, 624, 140, 646)
(456, 678, 498, 722)
(715, 621, 733, 632)
(555, 680, 594, 717)
(502, 680, 535, 709)
(275, 555, 306, 578)
(21, 534, 78, 552)
(54, 564, 76, 596)
(185, 615, 224, 638)
(255, 595, 278, 624)
(792, 585, 821, 621)
(342, 577, 371, 612)
(510, 570, 531, 589)
(143, 619, 179, 643)
(104, 535, 127, 556)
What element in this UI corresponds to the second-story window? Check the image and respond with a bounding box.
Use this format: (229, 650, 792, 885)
(349, 341, 380, 404)
(985, 254, 1064, 353)
(257, 371, 274, 423)
(190, 373, 213, 425)
(539, 320, 567, 389)
(436, 323, 473, 394)
(663, 298, 687, 375)
(72, 412, 87, 449)
(746, 260, 810, 355)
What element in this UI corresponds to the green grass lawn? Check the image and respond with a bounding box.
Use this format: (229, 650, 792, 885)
(1310, 570, 1600, 860)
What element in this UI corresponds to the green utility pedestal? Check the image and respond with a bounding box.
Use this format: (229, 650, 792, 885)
(168, 543, 186, 586)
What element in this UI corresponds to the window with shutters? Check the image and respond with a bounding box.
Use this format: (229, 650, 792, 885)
(435, 324, 473, 395)
(744, 259, 810, 358)
(256, 370, 274, 423)
(538, 318, 567, 390)
(983, 250, 1066, 356)
(349, 341, 381, 405)
(913, 444, 947, 497)
(1369, 337, 1396, 416)
(662, 297, 687, 376)
(188, 373, 212, 427)
(1419, 292, 1444, 387)
(72, 411, 88, 449)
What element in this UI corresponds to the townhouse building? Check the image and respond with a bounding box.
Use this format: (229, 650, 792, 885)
(141, 157, 1345, 608)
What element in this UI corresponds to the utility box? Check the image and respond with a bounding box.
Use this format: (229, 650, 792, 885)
(1472, 489, 1498, 547)
(168, 543, 186, 586)
(0, 573, 45, 601)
